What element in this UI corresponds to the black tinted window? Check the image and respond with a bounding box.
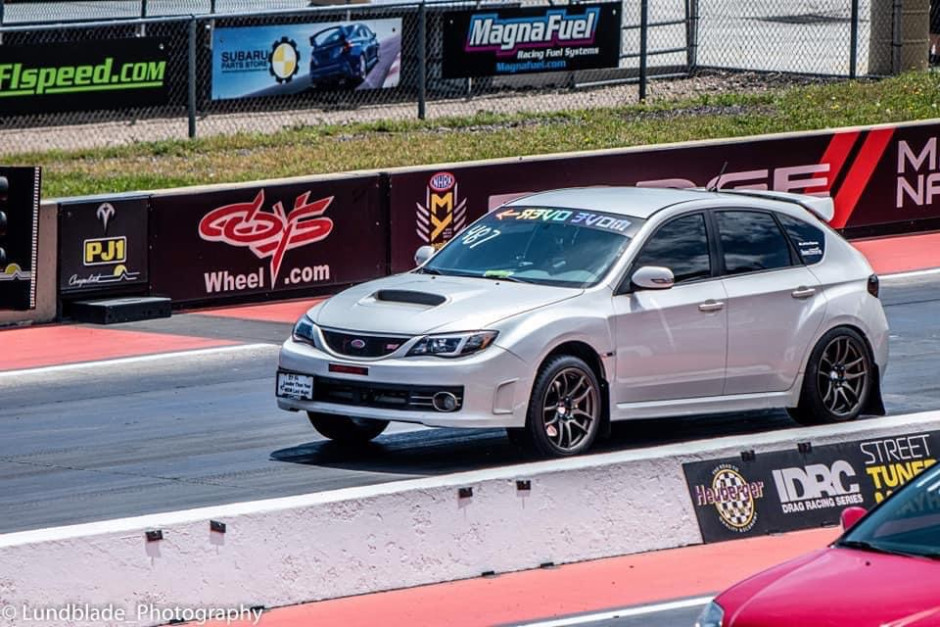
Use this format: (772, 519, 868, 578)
(717, 211, 793, 275)
(634, 213, 710, 283)
(777, 214, 826, 265)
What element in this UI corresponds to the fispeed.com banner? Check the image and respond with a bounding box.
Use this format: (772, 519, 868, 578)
(211, 19, 402, 100)
(442, 3, 621, 79)
(0, 38, 170, 115)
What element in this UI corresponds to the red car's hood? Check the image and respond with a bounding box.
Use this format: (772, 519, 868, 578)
(718, 547, 940, 627)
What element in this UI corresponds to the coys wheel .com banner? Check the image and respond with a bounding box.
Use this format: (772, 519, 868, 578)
(442, 3, 621, 79)
(58, 196, 149, 296)
(148, 175, 386, 304)
(387, 121, 940, 272)
(0, 167, 41, 311)
(0, 38, 170, 116)
(684, 431, 940, 543)
(212, 19, 402, 100)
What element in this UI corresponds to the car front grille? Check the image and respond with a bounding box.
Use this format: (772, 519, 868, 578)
(313, 376, 464, 412)
(321, 329, 410, 358)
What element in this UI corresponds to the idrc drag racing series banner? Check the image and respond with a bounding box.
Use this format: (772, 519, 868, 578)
(388, 120, 940, 272)
(0, 167, 41, 311)
(684, 431, 940, 543)
(58, 197, 149, 296)
(0, 38, 170, 115)
(442, 3, 621, 78)
(148, 175, 386, 304)
(212, 19, 402, 100)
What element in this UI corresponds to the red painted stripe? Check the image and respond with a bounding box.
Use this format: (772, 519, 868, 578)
(0, 326, 236, 372)
(195, 299, 322, 324)
(831, 128, 895, 228)
(213, 528, 838, 627)
(806, 130, 860, 195)
(852, 230, 940, 275)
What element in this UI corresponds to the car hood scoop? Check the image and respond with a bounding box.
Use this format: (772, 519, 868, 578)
(313, 273, 579, 335)
(373, 289, 446, 307)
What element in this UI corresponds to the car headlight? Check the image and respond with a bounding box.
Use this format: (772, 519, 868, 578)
(695, 601, 725, 627)
(292, 315, 318, 345)
(407, 331, 498, 358)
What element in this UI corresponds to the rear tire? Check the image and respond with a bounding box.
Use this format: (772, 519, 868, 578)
(307, 412, 388, 444)
(788, 327, 873, 426)
(520, 355, 602, 458)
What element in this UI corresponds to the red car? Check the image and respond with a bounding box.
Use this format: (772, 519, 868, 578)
(698, 464, 940, 627)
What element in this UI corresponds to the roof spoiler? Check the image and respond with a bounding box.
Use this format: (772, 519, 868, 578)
(716, 189, 835, 223)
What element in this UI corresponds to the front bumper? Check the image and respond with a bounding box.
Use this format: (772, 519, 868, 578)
(277, 337, 531, 428)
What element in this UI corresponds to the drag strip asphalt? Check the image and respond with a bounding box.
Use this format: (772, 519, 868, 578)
(1, 275, 939, 533)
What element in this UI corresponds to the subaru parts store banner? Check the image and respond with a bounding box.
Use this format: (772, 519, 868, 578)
(212, 19, 402, 100)
(0, 38, 169, 115)
(58, 196, 149, 296)
(442, 3, 621, 78)
(387, 121, 940, 272)
(0, 167, 41, 311)
(148, 175, 386, 304)
(684, 431, 940, 543)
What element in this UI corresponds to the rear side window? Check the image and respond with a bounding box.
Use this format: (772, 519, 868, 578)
(777, 214, 826, 265)
(633, 213, 711, 284)
(716, 210, 793, 275)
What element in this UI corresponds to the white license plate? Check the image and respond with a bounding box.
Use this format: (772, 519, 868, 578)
(277, 372, 314, 400)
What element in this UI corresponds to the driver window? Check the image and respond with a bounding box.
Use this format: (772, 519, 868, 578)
(632, 213, 711, 284)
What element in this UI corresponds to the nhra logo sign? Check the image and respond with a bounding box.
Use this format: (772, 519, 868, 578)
(416, 172, 467, 248)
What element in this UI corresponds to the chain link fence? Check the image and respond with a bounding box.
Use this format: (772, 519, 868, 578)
(0, 0, 931, 153)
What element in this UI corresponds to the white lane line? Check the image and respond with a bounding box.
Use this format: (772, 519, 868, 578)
(512, 596, 713, 627)
(0, 343, 276, 380)
(881, 266, 940, 281)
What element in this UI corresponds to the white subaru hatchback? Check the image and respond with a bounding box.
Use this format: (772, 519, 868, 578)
(276, 187, 888, 457)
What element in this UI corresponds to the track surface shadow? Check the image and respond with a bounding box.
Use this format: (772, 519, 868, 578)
(271, 409, 802, 475)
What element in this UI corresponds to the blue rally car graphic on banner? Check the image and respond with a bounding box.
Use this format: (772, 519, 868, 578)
(442, 3, 620, 78)
(212, 19, 402, 100)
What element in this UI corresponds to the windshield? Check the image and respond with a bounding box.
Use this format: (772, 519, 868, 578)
(840, 464, 940, 559)
(420, 206, 639, 288)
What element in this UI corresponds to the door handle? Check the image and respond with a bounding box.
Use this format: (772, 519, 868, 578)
(791, 286, 816, 299)
(698, 300, 725, 313)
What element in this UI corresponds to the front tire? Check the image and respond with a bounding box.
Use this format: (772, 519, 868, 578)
(788, 327, 873, 426)
(520, 355, 602, 458)
(307, 412, 388, 444)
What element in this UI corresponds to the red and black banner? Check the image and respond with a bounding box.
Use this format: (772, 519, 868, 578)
(148, 175, 387, 304)
(684, 431, 940, 543)
(387, 121, 940, 272)
(58, 196, 150, 296)
(0, 166, 41, 311)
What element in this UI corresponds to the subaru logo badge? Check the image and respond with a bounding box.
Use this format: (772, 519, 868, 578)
(350, 339, 367, 350)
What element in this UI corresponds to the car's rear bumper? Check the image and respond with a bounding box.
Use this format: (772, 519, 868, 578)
(276, 338, 531, 428)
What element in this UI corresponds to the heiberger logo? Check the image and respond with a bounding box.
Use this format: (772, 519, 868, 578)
(771, 461, 863, 514)
(693, 463, 766, 533)
(416, 172, 467, 248)
(198, 189, 334, 287)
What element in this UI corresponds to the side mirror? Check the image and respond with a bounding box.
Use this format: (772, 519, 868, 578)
(632, 266, 674, 290)
(840, 506, 867, 531)
(414, 245, 435, 267)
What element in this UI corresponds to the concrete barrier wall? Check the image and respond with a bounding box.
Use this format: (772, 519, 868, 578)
(0, 201, 58, 327)
(3, 410, 940, 627)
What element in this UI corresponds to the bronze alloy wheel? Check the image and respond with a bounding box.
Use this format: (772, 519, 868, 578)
(817, 335, 869, 417)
